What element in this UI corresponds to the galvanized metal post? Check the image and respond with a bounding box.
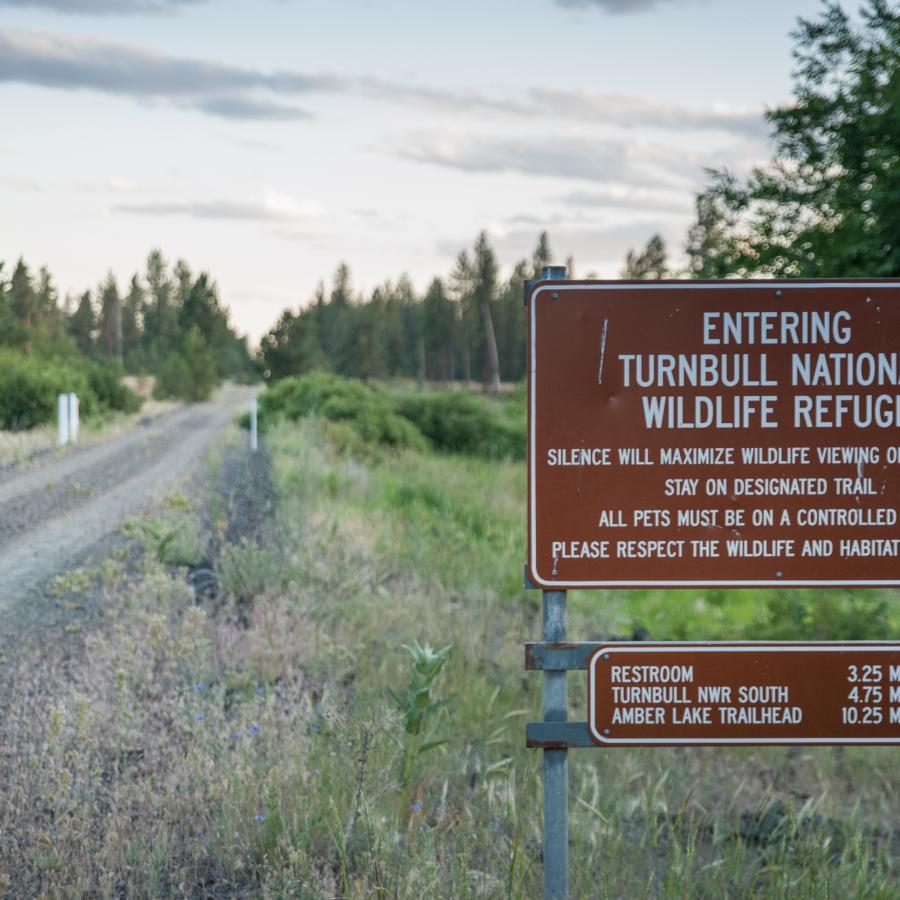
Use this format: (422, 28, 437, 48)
(68, 393, 79, 444)
(540, 264, 568, 899)
(542, 590, 568, 897)
(57, 393, 69, 447)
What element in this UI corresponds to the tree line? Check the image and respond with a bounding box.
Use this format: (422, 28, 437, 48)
(258, 231, 563, 390)
(259, 2, 898, 391)
(0, 250, 255, 401)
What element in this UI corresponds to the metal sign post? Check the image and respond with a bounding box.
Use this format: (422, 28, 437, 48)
(542, 590, 567, 898)
(537, 265, 569, 899)
(524, 275, 900, 896)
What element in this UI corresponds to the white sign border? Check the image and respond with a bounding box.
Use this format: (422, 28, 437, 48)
(528, 281, 900, 588)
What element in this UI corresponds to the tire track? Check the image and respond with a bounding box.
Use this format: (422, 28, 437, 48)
(0, 389, 254, 630)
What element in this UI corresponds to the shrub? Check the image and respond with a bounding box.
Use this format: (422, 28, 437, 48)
(84, 357, 142, 414)
(395, 390, 525, 460)
(0, 350, 141, 431)
(258, 372, 427, 451)
(747, 589, 892, 640)
(154, 327, 218, 403)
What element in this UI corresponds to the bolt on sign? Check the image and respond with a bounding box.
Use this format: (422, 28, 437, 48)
(588, 643, 900, 746)
(527, 279, 900, 589)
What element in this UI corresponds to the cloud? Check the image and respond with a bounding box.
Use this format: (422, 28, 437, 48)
(0, 0, 206, 13)
(0, 174, 42, 192)
(395, 134, 709, 188)
(0, 28, 765, 136)
(115, 190, 324, 222)
(525, 89, 766, 138)
(556, 0, 693, 13)
(191, 96, 311, 121)
(0, 29, 320, 120)
(558, 186, 691, 213)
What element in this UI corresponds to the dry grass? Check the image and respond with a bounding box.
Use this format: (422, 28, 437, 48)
(0, 399, 179, 468)
(0, 420, 898, 897)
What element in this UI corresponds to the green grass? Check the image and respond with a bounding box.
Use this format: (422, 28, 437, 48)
(265, 420, 900, 896)
(2, 418, 900, 896)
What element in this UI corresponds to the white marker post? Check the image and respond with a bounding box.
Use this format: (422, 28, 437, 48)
(250, 398, 258, 452)
(68, 393, 79, 444)
(57, 393, 70, 446)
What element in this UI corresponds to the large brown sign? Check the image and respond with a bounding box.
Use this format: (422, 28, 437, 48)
(527, 279, 900, 588)
(588, 642, 900, 745)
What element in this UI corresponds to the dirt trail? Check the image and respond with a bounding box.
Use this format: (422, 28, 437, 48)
(0, 388, 254, 636)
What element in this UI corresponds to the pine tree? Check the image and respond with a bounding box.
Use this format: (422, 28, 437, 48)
(69, 291, 96, 355)
(422, 277, 456, 384)
(8, 259, 37, 352)
(622, 234, 669, 279)
(144, 249, 176, 365)
(0, 262, 25, 349)
(97, 272, 122, 360)
(473, 231, 501, 395)
(532, 231, 553, 278)
(495, 259, 529, 382)
(450, 250, 475, 384)
(122, 275, 144, 365)
(685, 186, 739, 278)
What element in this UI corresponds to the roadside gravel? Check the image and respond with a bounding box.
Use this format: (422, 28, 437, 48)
(0, 388, 255, 639)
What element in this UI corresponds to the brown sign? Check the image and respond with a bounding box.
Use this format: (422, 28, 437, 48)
(588, 642, 900, 745)
(527, 279, 900, 588)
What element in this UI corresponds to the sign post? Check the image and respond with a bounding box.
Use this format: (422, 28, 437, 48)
(537, 265, 569, 900)
(524, 276, 900, 896)
(57, 393, 69, 447)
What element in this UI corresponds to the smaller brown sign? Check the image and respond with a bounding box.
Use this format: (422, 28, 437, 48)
(588, 642, 900, 745)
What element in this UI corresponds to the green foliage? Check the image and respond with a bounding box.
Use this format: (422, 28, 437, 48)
(131, 514, 208, 567)
(257, 372, 427, 451)
(0, 349, 140, 431)
(216, 538, 280, 603)
(0, 249, 255, 425)
(256, 373, 527, 460)
(396, 390, 525, 459)
(387, 641, 453, 793)
(84, 357, 142, 414)
(257, 232, 551, 389)
(695, 1, 900, 277)
(387, 641, 452, 738)
(748, 590, 892, 641)
(153, 326, 218, 403)
(622, 233, 670, 279)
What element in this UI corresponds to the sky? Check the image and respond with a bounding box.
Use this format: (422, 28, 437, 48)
(0, 0, 830, 344)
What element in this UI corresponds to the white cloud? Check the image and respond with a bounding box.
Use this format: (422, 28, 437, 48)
(0, 28, 765, 136)
(558, 186, 691, 213)
(394, 133, 711, 189)
(556, 0, 695, 13)
(0, 29, 319, 120)
(0, 0, 205, 12)
(115, 190, 324, 222)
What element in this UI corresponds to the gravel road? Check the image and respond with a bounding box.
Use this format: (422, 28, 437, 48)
(0, 388, 255, 638)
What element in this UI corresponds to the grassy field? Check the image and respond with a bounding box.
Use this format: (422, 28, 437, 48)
(2, 412, 900, 897)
